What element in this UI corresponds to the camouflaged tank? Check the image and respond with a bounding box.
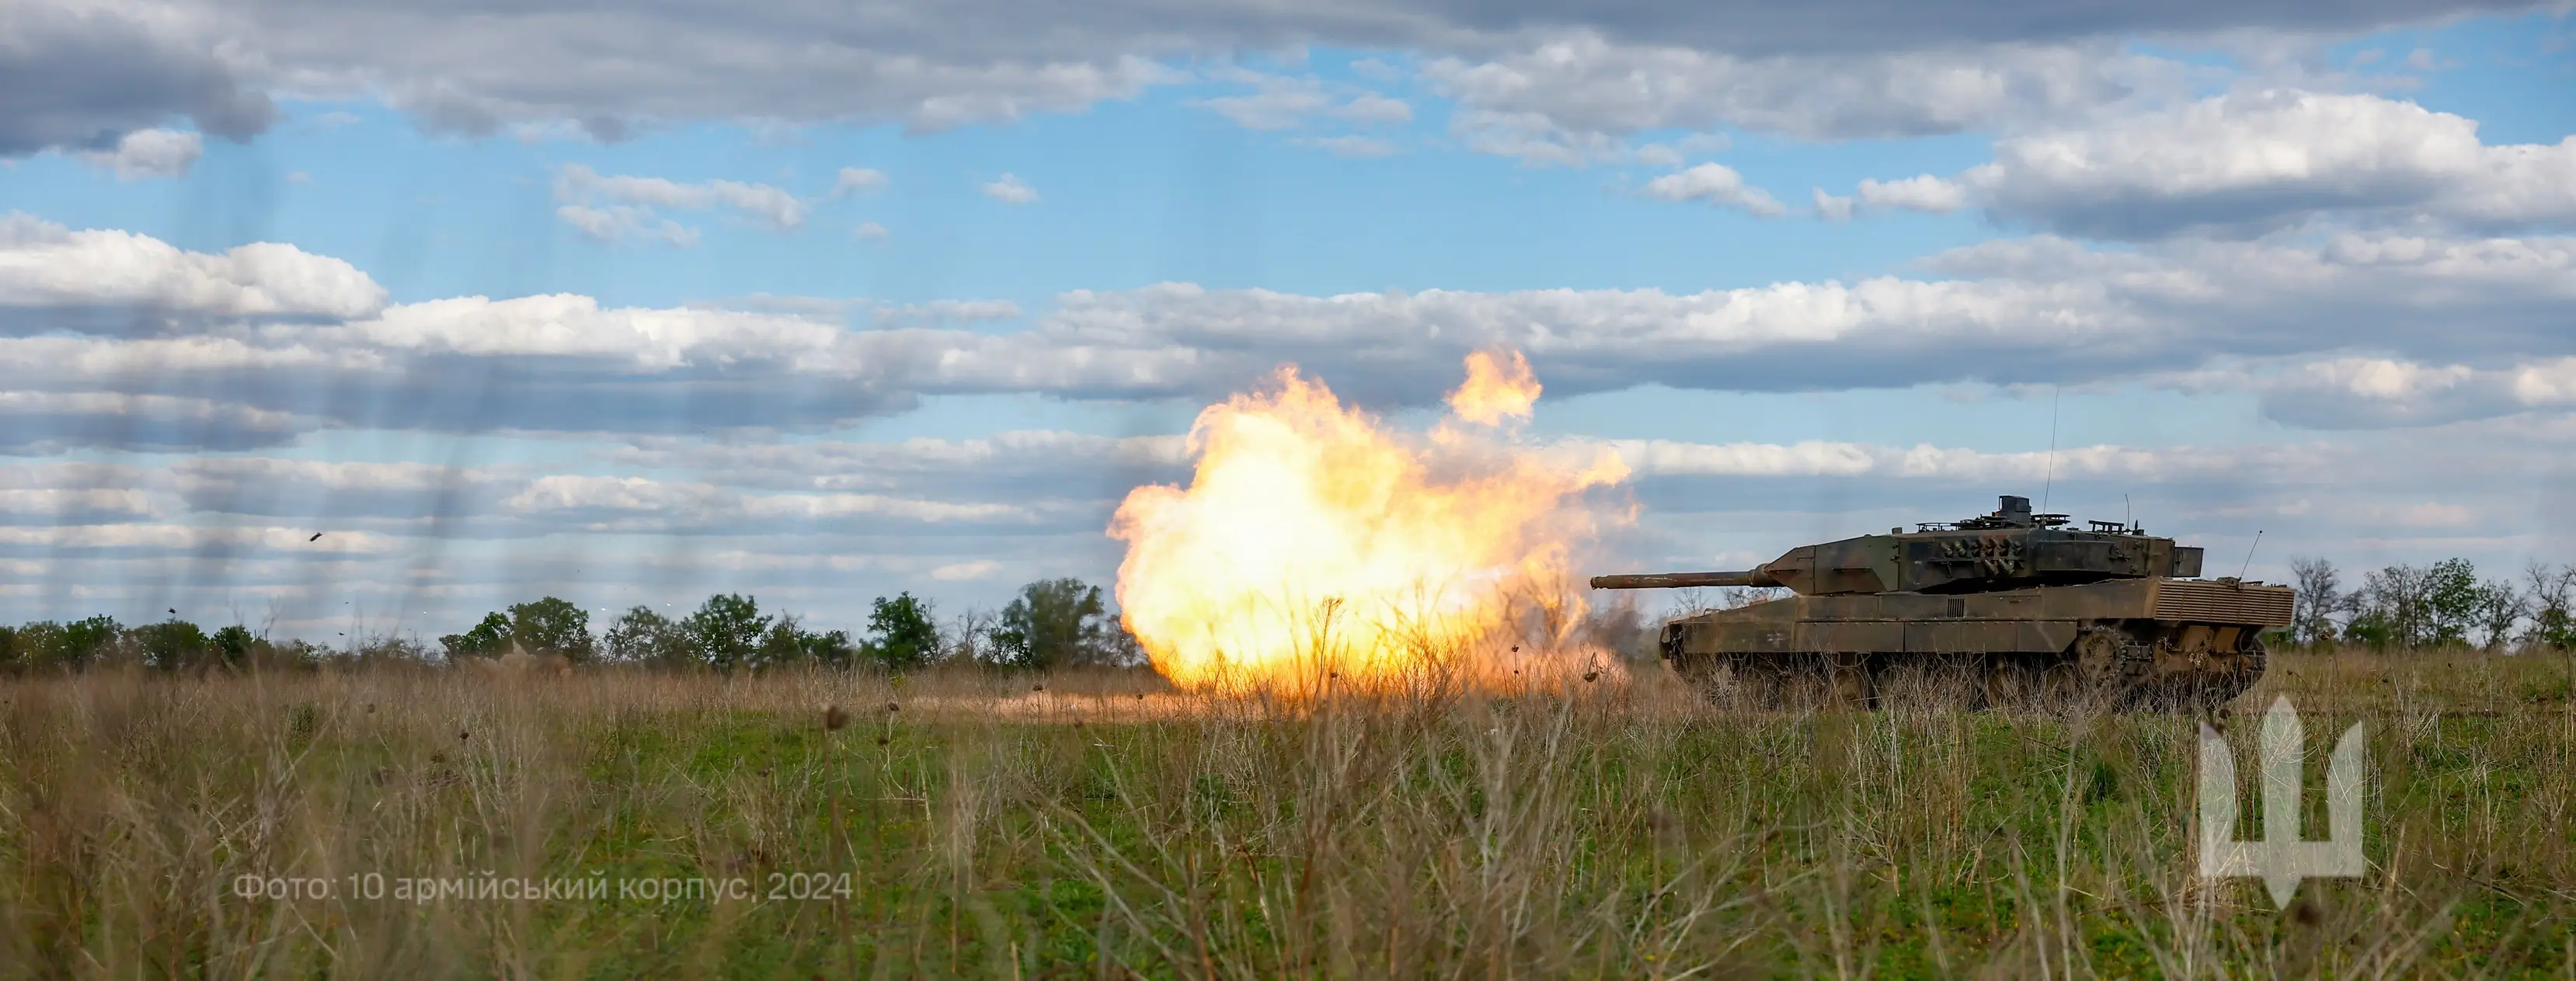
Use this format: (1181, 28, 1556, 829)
(1590, 496, 2293, 709)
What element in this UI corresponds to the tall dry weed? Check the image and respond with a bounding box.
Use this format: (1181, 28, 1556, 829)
(0, 649, 2567, 977)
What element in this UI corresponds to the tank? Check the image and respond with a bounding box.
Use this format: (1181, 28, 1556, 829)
(1591, 495, 2293, 709)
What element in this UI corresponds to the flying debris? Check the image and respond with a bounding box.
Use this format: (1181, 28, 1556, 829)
(308, 532, 325, 541)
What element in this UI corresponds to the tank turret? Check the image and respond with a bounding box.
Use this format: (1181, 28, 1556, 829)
(1590, 495, 2202, 597)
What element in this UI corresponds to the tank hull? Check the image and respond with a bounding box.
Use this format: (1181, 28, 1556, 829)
(1660, 577, 2293, 709)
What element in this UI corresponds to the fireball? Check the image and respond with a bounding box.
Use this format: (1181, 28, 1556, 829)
(1109, 350, 1627, 691)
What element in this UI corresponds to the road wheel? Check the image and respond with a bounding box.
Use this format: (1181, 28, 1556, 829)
(2196, 635, 2268, 712)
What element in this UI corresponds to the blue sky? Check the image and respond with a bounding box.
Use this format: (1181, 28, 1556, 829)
(2, 1, 2572, 640)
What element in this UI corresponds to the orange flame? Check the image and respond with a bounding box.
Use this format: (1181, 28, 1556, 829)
(1109, 350, 1627, 692)
(1447, 349, 1540, 426)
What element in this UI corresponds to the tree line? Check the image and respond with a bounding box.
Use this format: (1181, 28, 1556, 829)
(15, 557, 2569, 673)
(2287, 556, 2576, 652)
(0, 577, 1144, 674)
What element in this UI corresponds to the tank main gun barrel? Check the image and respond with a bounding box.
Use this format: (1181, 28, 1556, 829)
(1589, 570, 1781, 590)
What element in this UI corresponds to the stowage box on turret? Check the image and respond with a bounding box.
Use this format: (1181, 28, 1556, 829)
(1590, 496, 2293, 708)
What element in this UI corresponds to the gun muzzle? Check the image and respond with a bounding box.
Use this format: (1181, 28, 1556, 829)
(1588, 570, 1780, 590)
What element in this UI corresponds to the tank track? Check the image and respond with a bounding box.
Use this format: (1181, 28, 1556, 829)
(1672, 624, 2267, 712)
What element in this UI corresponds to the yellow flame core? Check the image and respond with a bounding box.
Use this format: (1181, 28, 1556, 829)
(1109, 353, 1627, 692)
(1447, 349, 1540, 426)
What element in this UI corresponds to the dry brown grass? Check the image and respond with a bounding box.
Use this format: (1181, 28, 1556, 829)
(0, 649, 2569, 978)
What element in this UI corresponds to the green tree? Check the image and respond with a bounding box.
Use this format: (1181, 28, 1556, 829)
(506, 597, 594, 660)
(2473, 578, 2526, 651)
(67, 615, 123, 667)
(803, 628, 857, 666)
(865, 593, 942, 670)
(211, 624, 258, 669)
(2423, 558, 2483, 648)
(135, 619, 209, 670)
(2357, 564, 2432, 650)
(751, 614, 855, 669)
(684, 593, 771, 671)
(13, 622, 63, 670)
(602, 606, 694, 666)
(992, 579, 1122, 670)
(438, 612, 513, 659)
(16, 615, 127, 670)
(0, 624, 19, 673)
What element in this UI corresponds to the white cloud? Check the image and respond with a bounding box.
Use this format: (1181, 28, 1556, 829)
(1192, 71, 1410, 133)
(2, 0, 2523, 171)
(931, 560, 1004, 581)
(6, 220, 2575, 455)
(869, 299, 1024, 326)
(0, 486, 161, 517)
(853, 221, 889, 241)
(1194, 81, 1332, 130)
(555, 164, 806, 231)
(832, 166, 889, 196)
(503, 474, 1029, 525)
(0, 214, 386, 320)
(981, 173, 1039, 204)
(0, 523, 396, 555)
(555, 204, 699, 246)
(0, 3, 271, 158)
(1856, 174, 1967, 213)
(76, 128, 202, 179)
(342, 293, 847, 369)
(1640, 163, 1788, 217)
(550, 164, 809, 245)
(1445, 109, 1632, 167)
(1294, 135, 1400, 158)
(2182, 355, 2576, 428)
(1595, 437, 2279, 483)
(1966, 89, 2576, 238)
(1334, 93, 1412, 125)
(611, 430, 1192, 492)
(1422, 34, 2192, 162)
(1812, 189, 1855, 222)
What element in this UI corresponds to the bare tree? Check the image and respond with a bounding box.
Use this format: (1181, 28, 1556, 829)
(945, 607, 999, 663)
(2525, 562, 2576, 652)
(2289, 557, 2343, 648)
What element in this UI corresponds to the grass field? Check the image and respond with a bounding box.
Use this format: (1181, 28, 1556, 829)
(2, 650, 2571, 979)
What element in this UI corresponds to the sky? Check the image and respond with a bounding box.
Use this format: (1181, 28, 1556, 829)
(2, 0, 2573, 641)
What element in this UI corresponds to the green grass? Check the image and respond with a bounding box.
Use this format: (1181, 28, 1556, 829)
(2, 651, 2571, 978)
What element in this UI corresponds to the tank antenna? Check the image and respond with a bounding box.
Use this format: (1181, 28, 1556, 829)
(2040, 384, 2062, 511)
(2237, 530, 2264, 581)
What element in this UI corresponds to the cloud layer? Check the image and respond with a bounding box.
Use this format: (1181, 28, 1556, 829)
(1, 0, 2539, 163)
(1804, 90, 2576, 238)
(5, 215, 2574, 459)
